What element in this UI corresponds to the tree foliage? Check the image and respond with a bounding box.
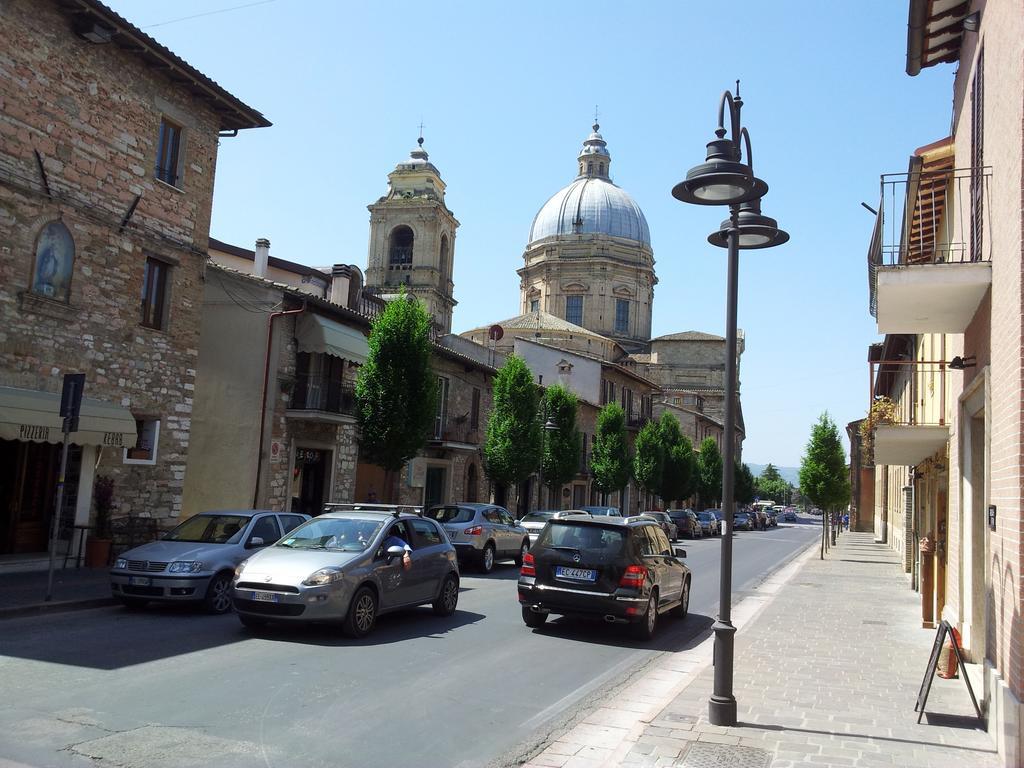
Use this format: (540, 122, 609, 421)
(590, 403, 631, 497)
(658, 412, 695, 505)
(541, 385, 581, 492)
(799, 412, 850, 512)
(696, 437, 723, 508)
(734, 462, 755, 505)
(632, 419, 664, 497)
(356, 293, 437, 472)
(483, 355, 541, 487)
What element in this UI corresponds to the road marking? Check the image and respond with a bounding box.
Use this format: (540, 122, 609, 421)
(518, 651, 644, 730)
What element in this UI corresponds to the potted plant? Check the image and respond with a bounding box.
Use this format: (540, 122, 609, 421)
(85, 475, 115, 567)
(859, 396, 897, 465)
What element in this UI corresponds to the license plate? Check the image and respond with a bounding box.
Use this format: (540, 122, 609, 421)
(554, 566, 597, 582)
(128, 576, 150, 586)
(250, 591, 279, 603)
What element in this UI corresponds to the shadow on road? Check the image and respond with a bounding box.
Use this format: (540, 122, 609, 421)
(523, 611, 714, 652)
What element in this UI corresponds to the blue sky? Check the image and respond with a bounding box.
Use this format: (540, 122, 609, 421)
(106, 1, 954, 467)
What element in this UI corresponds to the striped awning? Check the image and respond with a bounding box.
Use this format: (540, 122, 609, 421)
(0, 386, 138, 448)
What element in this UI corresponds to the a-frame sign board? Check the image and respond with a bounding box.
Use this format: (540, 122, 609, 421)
(915, 620, 982, 724)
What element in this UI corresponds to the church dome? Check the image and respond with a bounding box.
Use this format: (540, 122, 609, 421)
(527, 124, 650, 247)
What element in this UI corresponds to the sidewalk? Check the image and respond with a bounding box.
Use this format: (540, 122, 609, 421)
(524, 531, 1000, 768)
(0, 566, 114, 619)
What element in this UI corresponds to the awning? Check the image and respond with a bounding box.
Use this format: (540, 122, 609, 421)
(295, 313, 368, 364)
(0, 386, 138, 448)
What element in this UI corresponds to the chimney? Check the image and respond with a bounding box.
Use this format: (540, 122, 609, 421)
(330, 264, 352, 307)
(254, 238, 270, 278)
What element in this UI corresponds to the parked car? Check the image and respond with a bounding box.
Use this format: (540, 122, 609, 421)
(732, 511, 755, 531)
(517, 510, 591, 545)
(232, 510, 460, 637)
(518, 516, 691, 640)
(110, 509, 310, 613)
(578, 506, 622, 518)
(425, 503, 530, 573)
(645, 511, 679, 541)
(667, 509, 701, 538)
(695, 510, 719, 536)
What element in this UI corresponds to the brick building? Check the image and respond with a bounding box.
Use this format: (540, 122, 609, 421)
(0, 0, 267, 567)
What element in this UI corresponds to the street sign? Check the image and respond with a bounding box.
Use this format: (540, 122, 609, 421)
(59, 372, 85, 433)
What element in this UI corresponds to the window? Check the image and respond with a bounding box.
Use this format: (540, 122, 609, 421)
(124, 417, 160, 464)
(155, 117, 182, 186)
(587, 161, 593, 175)
(30, 221, 75, 302)
(970, 49, 984, 262)
(293, 352, 351, 414)
(566, 295, 583, 326)
(434, 376, 449, 438)
(278, 515, 306, 534)
(389, 225, 414, 266)
(409, 518, 443, 547)
(140, 257, 170, 329)
(601, 379, 615, 405)
(249, 515, 281, 545)
(599, 163, 605, 176)
(466, 463, 478, 503)
(530, 299, 539, 312)
(471, 387, 481, 429)
(615, 299, 629, 334)
(439, 234, 449, 278)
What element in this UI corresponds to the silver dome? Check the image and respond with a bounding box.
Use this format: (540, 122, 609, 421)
(528, 177, 651, 246)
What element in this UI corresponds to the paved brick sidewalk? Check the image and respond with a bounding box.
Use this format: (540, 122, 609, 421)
(523, 531, 999, 768)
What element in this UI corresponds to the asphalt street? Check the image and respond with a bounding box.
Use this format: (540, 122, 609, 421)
(0, 518, 820, 768)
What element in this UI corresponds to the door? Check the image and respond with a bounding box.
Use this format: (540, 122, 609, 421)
(497, 507, 521, 556)
(1, 440, 81, 554)
(424, 467, 445, 510)
(644, 526, 682, 609)
(936, 487, 947, 619)
(378, 521, 418, 608)
(292, 448, 329, 516)
(408, 518, 447, 601)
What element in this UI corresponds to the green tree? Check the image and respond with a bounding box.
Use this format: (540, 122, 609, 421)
(798, 412, 851, 559)
(483, 355, 542, 492)
(541, 385, 581, 500)
(658, 412, 695, 506)
(734, 461, 755, 505)
(356, 293, 437, 496)
(632, 419, 664, 498)
(590, 403, 631, 505)
(696, 437, 723, 509)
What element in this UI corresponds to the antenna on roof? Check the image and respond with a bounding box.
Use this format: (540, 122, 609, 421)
(417, 119, 425, 147)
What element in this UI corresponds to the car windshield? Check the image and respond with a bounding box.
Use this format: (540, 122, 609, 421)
(697, 512, 712, 521)
(426, 506, 476, 524)
(539, 522, 625, 556)
(277, 517, 384, 552)
(163, 515, 249, 544)
(521, 511, 556, 524)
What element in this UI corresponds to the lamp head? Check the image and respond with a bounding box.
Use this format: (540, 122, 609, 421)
(544, 418, 558, 432)
(707, 198, 790, 250)
(672, 136, 767, 206)
(949, 355, 977, 370)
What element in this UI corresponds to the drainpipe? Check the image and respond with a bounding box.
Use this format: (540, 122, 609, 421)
(253, 301, 307, 507)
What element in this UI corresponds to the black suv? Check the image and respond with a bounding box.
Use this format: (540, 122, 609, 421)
(518, 517, 691, 640)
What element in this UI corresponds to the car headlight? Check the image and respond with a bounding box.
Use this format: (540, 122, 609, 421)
(234, 562, 247, 579)
(302, 567, 344, 586)
(167, 560, 203, 573)
(114, 558, 128, 569)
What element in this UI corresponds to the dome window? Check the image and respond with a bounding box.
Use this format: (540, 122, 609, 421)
(389, 225, 414, 266)
(566, 295, 583, 326)
(599, 163, 605, 176)
(587, 161, 593, 175)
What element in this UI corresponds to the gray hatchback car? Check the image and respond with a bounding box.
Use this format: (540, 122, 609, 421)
(232, 510, 460, 637)
(110, 509, 309, 613)
(425, 503, 530, 573)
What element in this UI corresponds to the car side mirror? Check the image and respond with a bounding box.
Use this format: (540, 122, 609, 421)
(672, 546, 687, 559)
(246, 536, 265, 549)
(385, 545, 406, 560)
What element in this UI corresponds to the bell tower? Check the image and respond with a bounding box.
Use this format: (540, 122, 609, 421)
(364, 136, 459, 334)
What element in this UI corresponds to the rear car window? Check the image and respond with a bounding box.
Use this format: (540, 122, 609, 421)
(521, 512, 555, 524)
(538, 522, 625, 555)
(427, 506, 476, 524)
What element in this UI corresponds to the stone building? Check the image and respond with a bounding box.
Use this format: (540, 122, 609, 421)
(0, 0, 267, 567)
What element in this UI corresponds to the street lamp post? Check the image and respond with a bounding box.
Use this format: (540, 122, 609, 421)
(538, 383, 558, 510)
(672, 84, 788, 727)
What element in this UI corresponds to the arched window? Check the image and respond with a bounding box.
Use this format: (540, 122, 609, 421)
(439, 234, 449, 279)
(388, 225, 414, 266)
(587, 161, 593, 175)
(30, 220, 75, 302)
(466, 463, 478, 503)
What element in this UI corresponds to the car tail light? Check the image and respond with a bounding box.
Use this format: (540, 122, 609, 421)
(520, 552, 535, 577)
(619, 564, 647, 588)
(463, 525, 483, 536)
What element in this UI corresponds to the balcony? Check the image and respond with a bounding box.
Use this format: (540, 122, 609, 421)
(868, 153, 991, 334)
(867, 356, 950, 467)
(427, 420, 480, 449)
(287, 377, 356, 423)
(626, 412, 650, 430)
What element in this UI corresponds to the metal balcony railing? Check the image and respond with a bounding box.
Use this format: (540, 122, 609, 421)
(291, 377, 356, 416)
(868, 165, 991, 318)
(429, 420, 479, 445)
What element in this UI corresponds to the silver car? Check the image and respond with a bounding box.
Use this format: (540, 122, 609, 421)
(232, 510, 459, 637)
(110, 509, 310, 613)
(425, 503, 530, 573)
(518, 510, 592, 545)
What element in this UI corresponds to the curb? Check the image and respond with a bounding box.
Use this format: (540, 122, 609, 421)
(522, 534, 822, 768)
(0, 596, 117, 621)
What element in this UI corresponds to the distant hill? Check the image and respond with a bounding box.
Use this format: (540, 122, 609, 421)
(747, 463, 800, 486)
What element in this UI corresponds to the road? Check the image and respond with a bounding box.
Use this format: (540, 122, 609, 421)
(0, 518, 819, 768)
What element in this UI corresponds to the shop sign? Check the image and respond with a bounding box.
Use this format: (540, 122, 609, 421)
(296, 448, 322, 464)
(19, 424, 50, 441)
(103, 432, 125, 447)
